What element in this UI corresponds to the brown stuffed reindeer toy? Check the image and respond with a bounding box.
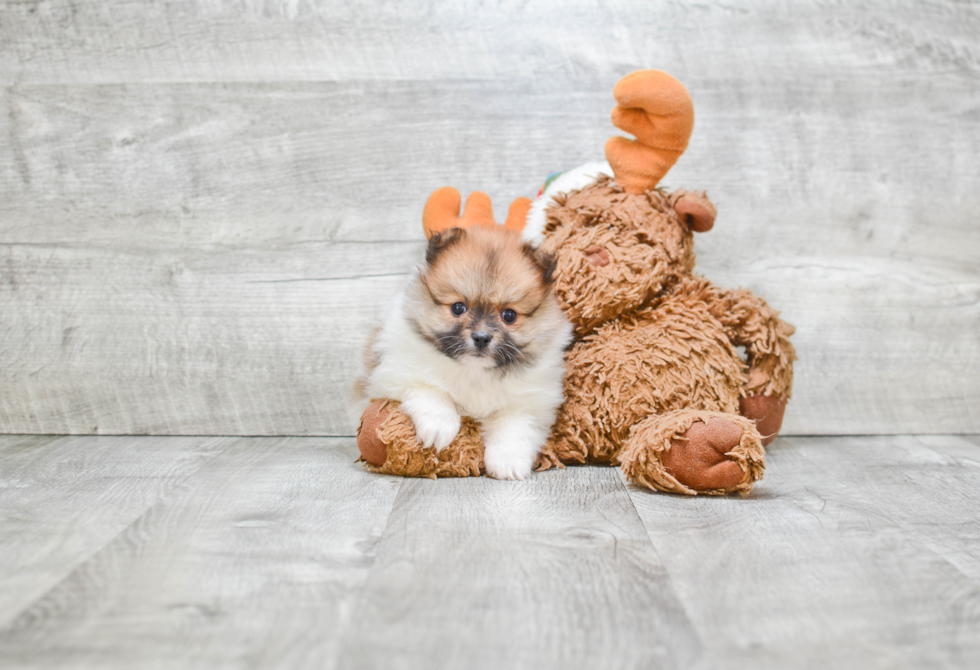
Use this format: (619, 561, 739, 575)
(357, 70, 796, 495)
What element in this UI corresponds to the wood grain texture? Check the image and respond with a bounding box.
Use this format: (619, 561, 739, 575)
(1, 0, 978, 86)
(962, 434, 980, 449)
(0, 81, 614, 246)
(625, 435, 980, 670)
(1, 434, 979, 669)
(711, 258, 980, 436)
(0, 435, 236, 629)
(336, 467, 701, 670)
(0, 436, 401, 669)
(1, 0, 979, 435)
(0, 241, 410, 435)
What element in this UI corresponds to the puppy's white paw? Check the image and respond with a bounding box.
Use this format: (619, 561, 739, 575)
(483, 448, 535, 481)
(403, 401, 461, 451)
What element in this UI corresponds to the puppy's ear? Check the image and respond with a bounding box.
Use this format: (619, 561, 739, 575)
(426, 227, 467, 265)
(523, 243, 557, 285)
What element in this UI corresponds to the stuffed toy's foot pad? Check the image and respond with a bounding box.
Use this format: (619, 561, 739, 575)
(357, 400, 391, 466)
(662, 417, 747, 491)
(622, 410, 764, 495)
(739, 394, 787, 447)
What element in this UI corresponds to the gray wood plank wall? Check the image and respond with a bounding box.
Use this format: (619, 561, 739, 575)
(1, 0, 978, 436)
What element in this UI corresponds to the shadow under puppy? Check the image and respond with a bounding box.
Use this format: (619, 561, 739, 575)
(353, 196, 572, 480)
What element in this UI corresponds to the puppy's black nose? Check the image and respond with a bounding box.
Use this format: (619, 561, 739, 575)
(472, 330, 492, 350)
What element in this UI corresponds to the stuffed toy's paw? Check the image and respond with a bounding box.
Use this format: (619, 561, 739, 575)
(621, 410, 765, 496)
(357, 400, 393, 467)
(739, 394, 788, 447)
(356, 399, 484, 478)
(662, 418, 754, 491)
(358, 400, 566, 480)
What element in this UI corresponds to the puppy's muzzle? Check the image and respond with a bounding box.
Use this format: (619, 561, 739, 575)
(472, 330, 492, 351)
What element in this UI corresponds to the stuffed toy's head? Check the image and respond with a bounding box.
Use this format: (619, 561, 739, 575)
(531, 70, 717, 335)
(540, 179, 719, 336)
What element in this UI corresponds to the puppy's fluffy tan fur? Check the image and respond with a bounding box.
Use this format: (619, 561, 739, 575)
(354, 225, 572, 480)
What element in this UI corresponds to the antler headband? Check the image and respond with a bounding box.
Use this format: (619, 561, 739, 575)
(422, 186, 532, 239)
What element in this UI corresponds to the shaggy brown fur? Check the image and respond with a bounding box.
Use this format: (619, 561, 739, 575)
(356, 70, 796, 495)
(358, 398, 561, 477)
(540, 178, 696, 336)
(359, 400, 485, 478)
(357, 179, 796, 495)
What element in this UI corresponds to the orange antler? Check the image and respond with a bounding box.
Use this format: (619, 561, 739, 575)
(422, 186, 532, 239)
(604, 70, 695, 194)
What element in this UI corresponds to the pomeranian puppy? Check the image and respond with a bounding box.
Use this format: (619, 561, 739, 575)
(353, 224, 572, 480)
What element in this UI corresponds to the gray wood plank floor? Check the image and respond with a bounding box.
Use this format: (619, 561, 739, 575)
(1, 434, 978, 669)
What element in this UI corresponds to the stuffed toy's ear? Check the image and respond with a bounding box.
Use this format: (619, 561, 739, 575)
(675, 193, 716, 233)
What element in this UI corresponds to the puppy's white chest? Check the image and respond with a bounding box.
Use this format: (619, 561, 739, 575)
(444, 370, 514, 420)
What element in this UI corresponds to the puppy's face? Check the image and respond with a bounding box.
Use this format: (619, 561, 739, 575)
(408, 226, 560, 370)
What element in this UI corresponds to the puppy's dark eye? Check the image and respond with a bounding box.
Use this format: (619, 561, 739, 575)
(501, 308, 517, 324)
(451, 302, 467, 316)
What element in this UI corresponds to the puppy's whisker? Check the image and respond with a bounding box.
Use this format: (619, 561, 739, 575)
(493, 337, 529, 369)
